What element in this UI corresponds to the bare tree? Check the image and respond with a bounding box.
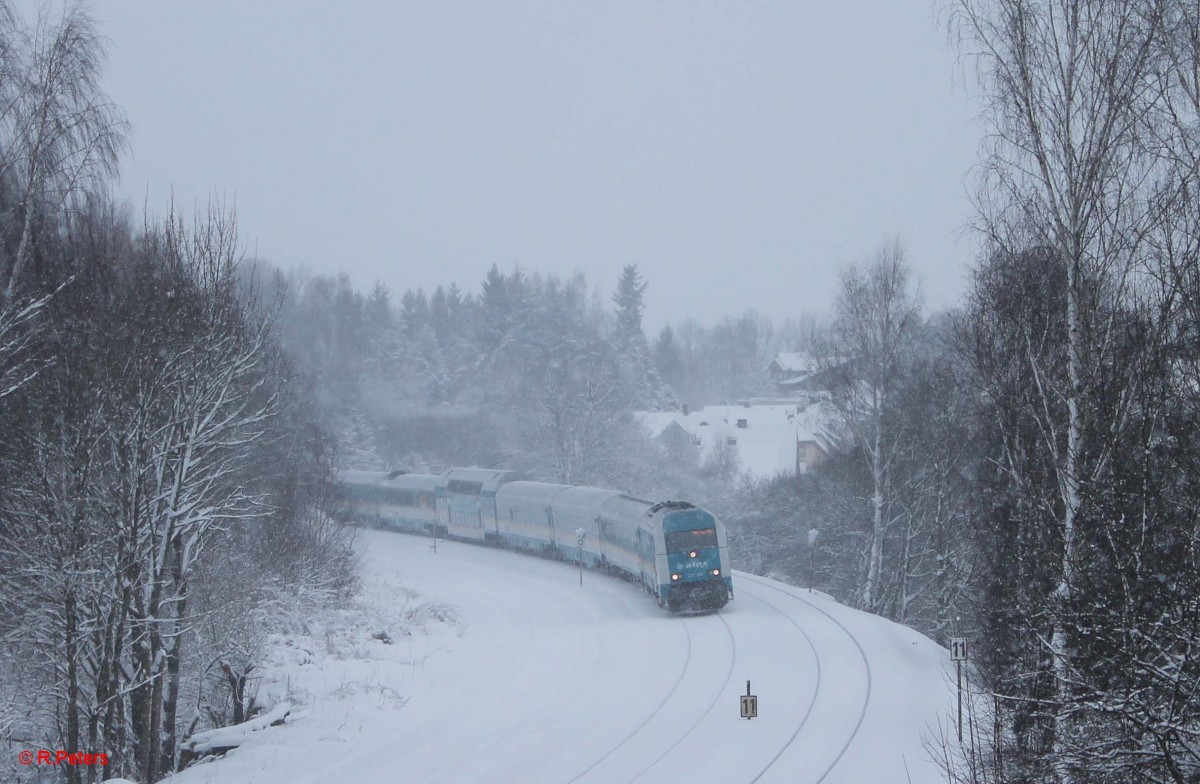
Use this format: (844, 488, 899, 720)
(517, 336, 643, 487)
(705, 311, 773, 403)
(118, 209, 278, 780)
(821, 239, 921, 614)
(884, 327, 975, 635)
(948, 2, 1163, 777)
(1, 1, 127, 301)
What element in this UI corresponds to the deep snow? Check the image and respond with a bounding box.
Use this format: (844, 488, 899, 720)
(166, 529, 958, 784)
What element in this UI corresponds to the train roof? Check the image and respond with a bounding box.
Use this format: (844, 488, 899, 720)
(338, 470, 441, 492)
(600, 493, 654, 519)
(339, 469, 390, 485)
(495, 482, 653, 522)
(658, 506, 718, 532)
(437, 467, 525, 495)
(494, 480, 574, 505)
(439, 467, 523, 483)
(342, 468, 663, 514)
(550, 485, 624, 510)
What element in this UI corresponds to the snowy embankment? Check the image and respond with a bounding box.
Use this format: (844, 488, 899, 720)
(167, 529, 958, 784)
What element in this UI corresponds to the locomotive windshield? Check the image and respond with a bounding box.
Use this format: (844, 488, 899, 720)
(664, 528, 718, 552)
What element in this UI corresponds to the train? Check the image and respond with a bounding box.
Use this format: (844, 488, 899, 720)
(337, 468, 733, 613)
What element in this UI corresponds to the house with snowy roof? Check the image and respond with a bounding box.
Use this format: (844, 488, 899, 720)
(767, 352, 812, 381)
(638, 401, 840, 481)
(766, 351, 845, 397)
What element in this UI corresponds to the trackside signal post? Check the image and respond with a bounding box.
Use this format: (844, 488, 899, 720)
(740, 680, 757, 720)
(951, 637, 969, 742)
(575, 528, 586, 587)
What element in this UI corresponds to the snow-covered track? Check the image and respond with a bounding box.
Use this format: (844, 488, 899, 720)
(564, 618, 699, 783)
(620, 614, 738, 784)
(165, 530, 956, 784)
(735, 572, 874, 783)
(737, 587, 822, 784)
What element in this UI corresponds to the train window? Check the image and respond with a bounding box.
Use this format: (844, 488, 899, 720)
(664, 528, 718, 552)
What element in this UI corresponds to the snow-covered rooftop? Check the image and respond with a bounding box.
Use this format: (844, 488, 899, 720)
(638, 402, 838, 480)
(769, 352, 815, 374)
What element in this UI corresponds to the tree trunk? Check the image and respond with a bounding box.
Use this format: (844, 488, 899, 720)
(132, 576, 166, 783)
(222, 661, 249, 725)
(64, 591, 82, 784)
(863, 392, 886, 613)
(897, 513, 911, 625)
(161, 618, 184, 774)
(1051, 249, 1084, 781)
(160, 543, 188, 775)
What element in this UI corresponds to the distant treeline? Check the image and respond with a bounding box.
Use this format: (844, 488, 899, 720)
(266, 260, 808, 498)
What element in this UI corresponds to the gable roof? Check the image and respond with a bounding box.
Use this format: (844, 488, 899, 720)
(638, 401, 840, 480)
(768, 352, 813, 374)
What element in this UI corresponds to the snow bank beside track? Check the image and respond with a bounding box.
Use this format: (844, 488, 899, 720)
(167, 529, 956, 784)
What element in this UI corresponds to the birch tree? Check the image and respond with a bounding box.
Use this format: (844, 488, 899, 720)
(822, 240, 920, 614)
(0, 1, 126, 301)
(948, 2, 1162, 777)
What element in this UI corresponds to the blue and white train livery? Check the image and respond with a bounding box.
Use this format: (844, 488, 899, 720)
(338, 468, 733, 613)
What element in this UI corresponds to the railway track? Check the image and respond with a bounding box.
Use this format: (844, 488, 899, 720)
(738, 586, 822, 784)
(622, 613, 739, 784)
(351, 530, 880, 784)
(736, 573, 874, 783)
(576, 575, 857, 784)
(565, 618, 699, 784)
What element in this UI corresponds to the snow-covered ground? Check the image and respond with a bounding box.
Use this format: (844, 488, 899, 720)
(168, 529, 958, 784)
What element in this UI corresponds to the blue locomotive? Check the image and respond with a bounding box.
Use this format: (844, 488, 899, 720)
(338, 468, 733, 613)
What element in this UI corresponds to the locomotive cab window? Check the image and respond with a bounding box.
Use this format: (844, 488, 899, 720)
(665, 528, 718, 552)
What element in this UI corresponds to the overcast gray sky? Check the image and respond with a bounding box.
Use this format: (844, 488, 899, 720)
(96, 1, 980, 330)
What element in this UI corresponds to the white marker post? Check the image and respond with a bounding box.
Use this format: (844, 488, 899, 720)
(740, 680, 758, 720)
(950, 637, 969, 742)
(575, 527, 586, 587)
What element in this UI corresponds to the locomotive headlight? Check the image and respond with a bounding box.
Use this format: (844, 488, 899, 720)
(712, 568, 721, 576)
(689, 551, 698, 558)
(671, 573, 681, 581)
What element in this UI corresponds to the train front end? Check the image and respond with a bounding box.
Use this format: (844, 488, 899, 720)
(655, 505, 732, 613)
